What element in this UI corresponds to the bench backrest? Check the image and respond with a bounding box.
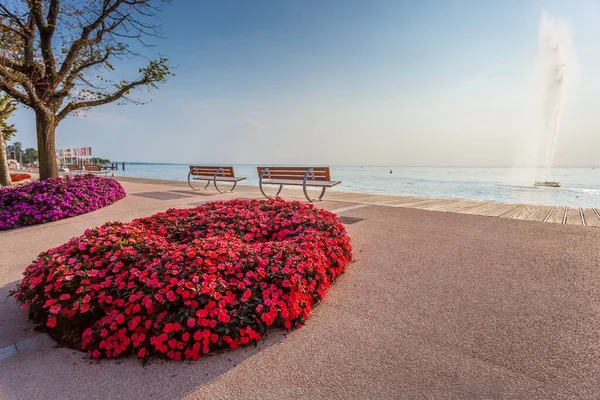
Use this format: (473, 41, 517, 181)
(84, 165, 102, 171)
(67, 164, 83, 171)
(189, 166, 236, 177)
(257, 167, 331, 181)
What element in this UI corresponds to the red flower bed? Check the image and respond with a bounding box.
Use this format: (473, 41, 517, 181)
(12, 198, 352, 361)
(9, 172, 31, 183)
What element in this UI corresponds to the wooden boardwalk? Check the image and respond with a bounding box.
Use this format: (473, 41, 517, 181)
(302, 189, 599, 228)
(113, 177, 600, 229)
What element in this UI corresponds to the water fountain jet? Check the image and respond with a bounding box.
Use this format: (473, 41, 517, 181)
(533, 11, 572, 188)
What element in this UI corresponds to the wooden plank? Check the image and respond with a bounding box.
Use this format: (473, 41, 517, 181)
(414, 199, 460, 210)
(454, 202, 494, 213)
(486, 204, 518, 217)
(190, 166, 235, 177)
(545, 206, 566, 224)
(257, 166, 330, 171)
(565, 207, 583, 226)
(193, 176, 245, 182)
(257, 167, 331, 180)
(421, 199, 465, 211)
(378, 197, 427, 206)
(462, 202, 507, 215)
(432, 200, 475, 212)
(582, 209, 600, 228)
(511, 204, 542, 220)
(261, 174, 329, 181)
(438, 201, 485, 213)
(498, 204, 528, 218)
(527, 205, 554, 222)
(362, 197, 410, 205)
(393, 198, 449, 208)
(256, 170, 328, 177)
(261, 179, 341, 187)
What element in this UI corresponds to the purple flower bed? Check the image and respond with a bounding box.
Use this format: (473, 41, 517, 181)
(0, 175, 126, 231)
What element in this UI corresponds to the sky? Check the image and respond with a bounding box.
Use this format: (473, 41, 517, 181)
(7, 0, 600, 167)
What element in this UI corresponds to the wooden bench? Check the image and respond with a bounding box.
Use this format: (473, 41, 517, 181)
(188, 166, 246, 193)
(67, 164, 109, 176)
(66, 164, 84, 174)
(83, 165, 110, 176)
(257, 166, 341, 202)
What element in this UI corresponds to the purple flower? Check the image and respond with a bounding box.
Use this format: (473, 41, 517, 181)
(0, 175, 126, 230)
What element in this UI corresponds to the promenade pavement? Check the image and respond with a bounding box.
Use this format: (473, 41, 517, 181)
(1, 178, 599, 399)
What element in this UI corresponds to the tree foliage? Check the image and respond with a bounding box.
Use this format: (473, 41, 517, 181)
(23, 147, 37, 163)
(0, 0, 172, 179)
(0, 0, 172, 118)
(0, 93, 17, 140)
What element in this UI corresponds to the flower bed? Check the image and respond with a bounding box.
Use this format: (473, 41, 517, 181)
(12, 198, 352, 361)
(9, 172, 32, 183)
(0, 175, 126, 230)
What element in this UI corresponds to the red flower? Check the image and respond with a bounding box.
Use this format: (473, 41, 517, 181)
(11, 198, 352, 362)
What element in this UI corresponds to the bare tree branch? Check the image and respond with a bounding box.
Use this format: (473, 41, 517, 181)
(56, 77, 148, 121)
(0, 0, 172, 179)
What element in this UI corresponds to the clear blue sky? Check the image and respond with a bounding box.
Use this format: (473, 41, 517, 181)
(8, 0, 600, 166)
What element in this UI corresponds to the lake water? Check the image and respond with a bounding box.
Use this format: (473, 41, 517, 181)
(117, 164, 600, 208)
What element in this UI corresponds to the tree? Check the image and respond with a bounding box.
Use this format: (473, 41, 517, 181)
(0, 93, 17, 186)
(23, 147, 38, 164)
(0, 1, 172, 180)
(7, 140, 22, 160)
(91, 157, 110, 165)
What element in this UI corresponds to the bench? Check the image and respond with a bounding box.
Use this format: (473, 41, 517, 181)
(66, 164, 84, 174)
(67, 165, 109, 176)
(83, 165, 110, 176)
(257, 166, 341, 202)
(188, 166, 246, 193)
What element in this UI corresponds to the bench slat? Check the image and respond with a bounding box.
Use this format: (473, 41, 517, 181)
(261, 179, 341, 188)
(259, 175, 328, 181)
(190, 166, 236, 178)
(192, 176, 246, 182)
(258, 166, 330, 171)
(257, 166, 331, 181)
(258, 171, 329, 177)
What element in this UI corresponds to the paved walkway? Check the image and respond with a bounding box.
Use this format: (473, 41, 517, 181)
(1, 179, 599, 399)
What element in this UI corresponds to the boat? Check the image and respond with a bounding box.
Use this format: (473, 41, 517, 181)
(534, 181, 561, 188)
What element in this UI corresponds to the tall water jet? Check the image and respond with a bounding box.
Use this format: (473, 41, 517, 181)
(533, 11, 573, 187)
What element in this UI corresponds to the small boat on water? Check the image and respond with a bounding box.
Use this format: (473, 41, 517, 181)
(534, 181, 561, 188)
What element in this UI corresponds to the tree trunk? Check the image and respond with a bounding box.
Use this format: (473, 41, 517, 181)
(0, 129, 12, 186)
(36, 110, 59, 180)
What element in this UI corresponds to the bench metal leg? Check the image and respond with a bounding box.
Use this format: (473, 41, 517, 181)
(259, 167, 283, 199)
(302, 168, 326, 202)
(303, 185, 326, 202)
(188, 171, 211, 191)
(214, 178, 237, 193)
(259, 181, 283, 198)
